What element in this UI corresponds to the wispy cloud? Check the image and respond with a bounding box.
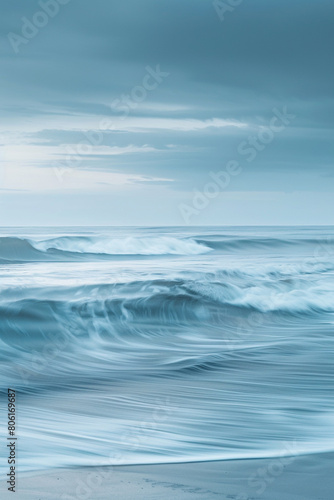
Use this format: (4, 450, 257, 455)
(108, 117, 247, 132)
(1, 143, 166, 166)
(2, 165, 174, 193)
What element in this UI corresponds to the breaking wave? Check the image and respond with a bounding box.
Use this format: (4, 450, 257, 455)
(0, 236, 211, 262)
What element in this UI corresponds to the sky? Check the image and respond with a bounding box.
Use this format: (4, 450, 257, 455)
(0, 0, 333, 226)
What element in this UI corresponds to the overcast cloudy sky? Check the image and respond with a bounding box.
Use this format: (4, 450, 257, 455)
(0, 0, 333, 226)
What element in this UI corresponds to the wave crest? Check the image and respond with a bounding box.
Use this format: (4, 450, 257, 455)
(0, 236, 212, 261)
(30, 236, 212, 256)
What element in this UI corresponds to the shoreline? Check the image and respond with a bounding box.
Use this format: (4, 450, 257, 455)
(1, 452, 333, 499)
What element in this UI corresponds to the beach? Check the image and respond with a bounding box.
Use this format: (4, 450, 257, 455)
(1, 453, 333, 499)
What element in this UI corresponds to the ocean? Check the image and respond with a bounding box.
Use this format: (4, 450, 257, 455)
(1, 226, 334, 474)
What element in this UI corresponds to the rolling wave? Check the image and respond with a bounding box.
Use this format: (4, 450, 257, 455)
(0, 236, 212, 261)
(1, 233, 333, 262)
(1, 273, 334, 328)
(196, 236, 334, 252)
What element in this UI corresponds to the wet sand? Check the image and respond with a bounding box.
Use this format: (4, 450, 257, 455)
(1, 452, 333, 499)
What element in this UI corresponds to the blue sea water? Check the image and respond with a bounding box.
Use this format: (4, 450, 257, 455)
(0, 226, 334, 474)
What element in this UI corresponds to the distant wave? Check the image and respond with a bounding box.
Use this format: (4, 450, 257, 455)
(1, 234, 333, 262)
(0, 236, 211, 261)
(195, 236, 334, 252)
(32, 235, 213, 255)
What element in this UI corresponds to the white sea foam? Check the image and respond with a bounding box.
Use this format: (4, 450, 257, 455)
(30, 235, 212, 255)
